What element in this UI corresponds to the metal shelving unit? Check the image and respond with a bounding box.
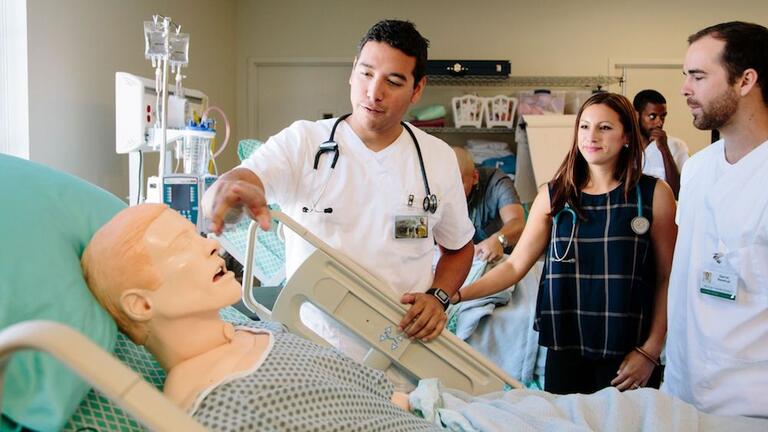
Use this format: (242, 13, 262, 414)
(420, 126, 515, 134)
(427, 75, 622, 89)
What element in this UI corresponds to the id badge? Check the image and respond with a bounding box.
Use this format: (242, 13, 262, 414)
(394, 215, 429, 239)
(700, 268, 738, 301)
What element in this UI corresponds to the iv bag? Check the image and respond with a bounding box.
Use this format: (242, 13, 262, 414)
(144, 20, 166, 61)
(169, 33, 190, 68)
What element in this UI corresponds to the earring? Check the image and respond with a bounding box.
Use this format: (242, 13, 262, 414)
(623, 143, 629, 148)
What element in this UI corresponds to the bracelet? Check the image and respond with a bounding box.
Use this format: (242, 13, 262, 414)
(634, 347, 660, 366)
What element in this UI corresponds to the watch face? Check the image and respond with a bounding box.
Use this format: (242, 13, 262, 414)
(435, 289, 450, 303)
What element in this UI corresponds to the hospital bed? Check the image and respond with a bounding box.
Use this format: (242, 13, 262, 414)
(3, 223, 767, 432)
(236, 211, 522, 395)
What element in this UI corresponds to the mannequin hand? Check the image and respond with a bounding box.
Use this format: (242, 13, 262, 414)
(475, 238, 503, 262)
(399, 293, 447, 342)
(650, 128, 669, 152)
(204, 179, 270, 235)
(610, 350, 656, 391)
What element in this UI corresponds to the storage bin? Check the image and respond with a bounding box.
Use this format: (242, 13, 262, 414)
(517, 89, 566, 115)
(484, 95, 518, 128)
(452, 94, 485, 128)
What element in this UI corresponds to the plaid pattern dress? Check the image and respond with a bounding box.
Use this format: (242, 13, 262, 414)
(535, 175, 658, 359)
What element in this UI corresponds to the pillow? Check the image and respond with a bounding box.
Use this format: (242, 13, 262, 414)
(0, 155, 124, 431)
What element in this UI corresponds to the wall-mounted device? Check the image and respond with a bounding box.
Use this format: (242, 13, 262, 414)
(115, 72, 208, 154)
(427, 60, 511, 77)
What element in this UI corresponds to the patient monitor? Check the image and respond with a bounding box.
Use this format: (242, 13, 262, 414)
(238, 211, 522, 395)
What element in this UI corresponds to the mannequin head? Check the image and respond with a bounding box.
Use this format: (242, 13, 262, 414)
(82, 204, 240, 344)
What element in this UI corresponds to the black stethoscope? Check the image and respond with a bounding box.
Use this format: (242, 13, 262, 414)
(303, 113, 438, 214)
(550, 184, 649, 263)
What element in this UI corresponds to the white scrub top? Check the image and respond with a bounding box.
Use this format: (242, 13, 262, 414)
(642, 135, 689, 182)
(241, 118, 474, 295)
(662, 139, 768, 417)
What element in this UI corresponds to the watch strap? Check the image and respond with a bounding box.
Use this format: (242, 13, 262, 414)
(425, 287, 450, 310)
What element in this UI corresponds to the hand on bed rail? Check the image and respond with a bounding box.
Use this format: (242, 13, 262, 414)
(398, 292, 447, 342)
(203, 168, 272, 234)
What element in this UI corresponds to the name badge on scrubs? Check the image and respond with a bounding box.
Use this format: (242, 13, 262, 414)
(394, 215, 428, 239)
(700, 266, 738, 301)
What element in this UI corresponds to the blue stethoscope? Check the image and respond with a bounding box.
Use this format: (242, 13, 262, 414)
(304, 113, 438, 214)
(550, 185, 649, 263)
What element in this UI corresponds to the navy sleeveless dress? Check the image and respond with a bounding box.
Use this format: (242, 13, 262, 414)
(535, 175, 658, 359)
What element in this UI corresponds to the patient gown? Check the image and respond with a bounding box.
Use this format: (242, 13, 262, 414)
(191, 322, 440, 432)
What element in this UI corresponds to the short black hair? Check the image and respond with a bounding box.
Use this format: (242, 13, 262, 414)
(632, 89, 667, 113)
(688, 21, 768, 105)
(357, 20, 429, 88)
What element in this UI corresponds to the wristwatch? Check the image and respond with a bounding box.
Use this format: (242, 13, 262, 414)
(425, 288, 451, 310)
(497, 233, 508, 248)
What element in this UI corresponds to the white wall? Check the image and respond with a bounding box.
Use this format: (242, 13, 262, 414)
(0, 0, 29, 159)
(234, 0, 768, 153)
(26, 0, 237, 200)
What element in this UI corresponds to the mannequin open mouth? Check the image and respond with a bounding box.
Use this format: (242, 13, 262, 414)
(213, 265, 226, 283)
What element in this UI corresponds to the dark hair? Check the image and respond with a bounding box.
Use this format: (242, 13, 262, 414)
(632, 89, 666, 113)
(549, 92, 644, 217)
(688, 21, 768, 105)
(357, 20, 429, 87)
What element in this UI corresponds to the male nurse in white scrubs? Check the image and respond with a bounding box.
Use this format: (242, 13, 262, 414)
(203, 20, 474, 387)
(663, 21, 768, 417)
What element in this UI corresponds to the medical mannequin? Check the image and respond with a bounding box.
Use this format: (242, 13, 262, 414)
(81, 204, 434, 431)
(458, 93, 678, 395)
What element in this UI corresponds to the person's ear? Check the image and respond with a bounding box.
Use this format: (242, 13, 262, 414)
(738, 68, 758, 97)
(472, 169, 480, 186)
(349, 56, 358, 86)
(119, 289, 154, 323)
(411, 76, 427, 104)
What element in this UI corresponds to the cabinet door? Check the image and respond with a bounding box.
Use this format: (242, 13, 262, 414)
(248, 60, 351, 139)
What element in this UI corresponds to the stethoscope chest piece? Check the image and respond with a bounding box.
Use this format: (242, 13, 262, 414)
(423, 194, 438, 214)
(631, 216, 650, 235)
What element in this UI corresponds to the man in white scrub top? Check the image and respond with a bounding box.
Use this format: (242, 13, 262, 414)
(203, 20, 474, 384)
(663, 21, 768, 417)
(632, 89, 689, 198)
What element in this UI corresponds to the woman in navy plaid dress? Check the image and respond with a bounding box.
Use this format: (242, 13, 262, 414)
(458, 92, 677, 394)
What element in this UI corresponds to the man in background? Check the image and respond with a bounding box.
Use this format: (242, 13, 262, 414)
(633, 89, 689, 198)
(452, 146, 524, 263)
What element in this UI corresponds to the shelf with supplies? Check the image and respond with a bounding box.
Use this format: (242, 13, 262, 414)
(427, 75, 623, 89)
(420, 127, 517, 134)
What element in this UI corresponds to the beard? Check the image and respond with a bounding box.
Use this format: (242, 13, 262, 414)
(689, 87, 739, 130)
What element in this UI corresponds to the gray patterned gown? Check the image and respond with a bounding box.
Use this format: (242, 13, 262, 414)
(191, 321, 440, 432)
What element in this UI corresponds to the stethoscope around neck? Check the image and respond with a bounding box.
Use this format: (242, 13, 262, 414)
(303, 113, 438, 214)
(550, 184, 650, 263)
